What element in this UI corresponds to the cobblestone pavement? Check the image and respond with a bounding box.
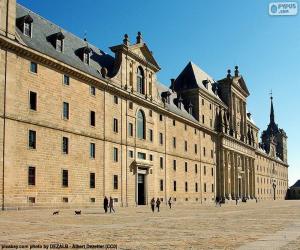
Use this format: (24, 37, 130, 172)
(0, 200, 299, 249)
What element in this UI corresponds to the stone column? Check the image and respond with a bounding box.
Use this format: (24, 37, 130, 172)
(252, 159, 256, 198)
(221, 149, 226, 200)
(245, 157, 249, 198)
(235, 153, 239, 198)
(230, 152, 235, 199)
(224, 150, 229, 199)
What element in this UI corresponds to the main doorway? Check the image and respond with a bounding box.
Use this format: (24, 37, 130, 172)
(137, 173, 146, 205)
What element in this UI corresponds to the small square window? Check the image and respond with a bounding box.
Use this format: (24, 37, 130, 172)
(90, 198, 96, 203)
(62, 197, 68, 203)
(63, 75, 70, 85)
(90, 86, 96, 96)
(30, 62, 37, 73)
(28, 197, 35, 203)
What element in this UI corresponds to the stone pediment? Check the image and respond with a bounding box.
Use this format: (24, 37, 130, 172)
(233, 76, 250, 97)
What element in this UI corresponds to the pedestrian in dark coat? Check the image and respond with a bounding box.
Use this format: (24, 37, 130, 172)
(109, 196, 115, 213)
(104, 196, 108, 213)
(151, 197, 155, 212)
(156, 198, 161, 212)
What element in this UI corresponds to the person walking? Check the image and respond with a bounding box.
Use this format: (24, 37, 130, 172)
(156, 198, 161, 212)
(104, 196, 108, 213)
(109, 196, 115, 213)
(235, 197, 238, 205)
(168, 197, 172, 209)
(151, 197, 155, 212)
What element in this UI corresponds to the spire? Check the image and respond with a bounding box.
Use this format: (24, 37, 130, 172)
(270, 90, 275, 124)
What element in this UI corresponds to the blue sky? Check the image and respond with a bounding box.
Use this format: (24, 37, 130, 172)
(18, 0, 299, 186)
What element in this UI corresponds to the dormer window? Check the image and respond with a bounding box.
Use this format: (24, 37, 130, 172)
(17, 15, 33, 38)
(83, 51, 90, 65)
(47, 32, 65, 52)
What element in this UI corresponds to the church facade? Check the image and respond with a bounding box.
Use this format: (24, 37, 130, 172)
(0, 1, 288, 209)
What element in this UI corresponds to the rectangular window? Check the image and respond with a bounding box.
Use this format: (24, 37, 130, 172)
(114, 95, 118, 104)
(160, 179, 164, 191)
(211, 168, 214, 176)
(173, 181, 177, 191)
(195, 183, 198, 192)
(62, 170, 68, 187)
(63, 75, 69, 85)
(62, 137, 69, 154)
(29, 91, 37, 110)
(173, 137, 176, 148)
(202, 99, 204, 105)
(128, 150, 133, 158)
(113, 147, 118, 162)
(159, 133, 163, 145)
(90, 173, 95, 188)
(90, 143, 95, 159)
(185, 182, 188, 192)
(204, 166, 206, 175)
(159, 114, 163, 121)
(28, 166, 35, 185)
(204, 183, 207, 192)
(149, 110, 152, 117)
(138, 152, 146, 160)
(173, 160, 176, 171)
(185, 162, 188, 172)
(57, 39, 63, 52)
(195, 164, 198, 173)
(211, 150, 214, 158)
(185, 124, 187, 131)
(212, 184, 214, 192)
(90, 111, 95, 127)
(185, 141, 187, 151)
(194, 144, 197, 154)
(149, 154, 153, 161)
(128, 123, 133, 137)
(63, 102, 69, 120)
(129, 101, 133, 109)
(30, 62, 37, 73)
(160, 157, 163, 169)
(173, 120, 176, 126)
(114, 175, 118, 189)
(113, 118, 118, 133)
(149, 129, 153, 142)
(203, 147, 206, 157)
(24, 22, 31, 37)
(28, 130, 36, 149)
(90, 86, 96, 96)
(202, 115, 205, 124)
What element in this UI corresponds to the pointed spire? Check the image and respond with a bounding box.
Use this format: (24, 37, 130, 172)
(270, 90, 275, 124)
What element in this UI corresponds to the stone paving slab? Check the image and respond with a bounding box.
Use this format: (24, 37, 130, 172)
(0, 200, 299, 249)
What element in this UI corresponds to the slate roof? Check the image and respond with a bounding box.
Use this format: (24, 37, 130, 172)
(291, 180, 300, 188)
(16, 4, 115, 78)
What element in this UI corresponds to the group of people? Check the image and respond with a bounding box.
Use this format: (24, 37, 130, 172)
(103, 196, 115, 213)
(150, 197, 172, 212)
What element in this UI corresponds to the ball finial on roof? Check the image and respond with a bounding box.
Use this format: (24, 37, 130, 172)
(123, 34, 130, 46)
(136, 31, 143, 44)
(227, 69, 231, 79)
(234, 65, 239, 77)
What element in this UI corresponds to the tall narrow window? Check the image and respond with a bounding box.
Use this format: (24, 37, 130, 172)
(173, 181, 177, 191)
(90, 143, 95, 159)
(194, 144, 197, 154)
(160, 157, 163, 169)
(90, 86, 96, 96)
(185, 162, 188, 172)
(113, 147, 118, 162)
(24, 20, 32, 37)
(204, 183, 207, 192)
(62, 137, 69, 154)
(113, 118, 118, 133)
(136, 66, 145, 94)
(137, 110, 145, 139)
(90, 173, 95, 188)
(29, 91, 37, 110)
(185, 182, 188, 192)
(173, 160, 176, 171)
(63, 75, 69, 85)
(173, 137, 176, 148)
(195, 183, 198, 192)
(114, 175, 118, 189)
(160, 179, 164, 191)
(30, 62, 37, 73)
(28, 130, 36, 149)
(159, 133, 163, 145)
(28, 166, 36, 185)
(149, 129, 153, 142)
(63, 102, 69, 119)
(185, 141, 188, 151)
(90, 111, 95, 127)
(195, 164, 198, 173)
(62, 170, 68, 187)
(128, 123, 133, 137)
(56, 38, 63, 52)
(83, 52, 90, 65)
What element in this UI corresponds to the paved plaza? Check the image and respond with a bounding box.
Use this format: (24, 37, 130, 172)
(0, 200, 299, 249)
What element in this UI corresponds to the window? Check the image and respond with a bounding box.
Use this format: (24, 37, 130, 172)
(90, 111, 95, 127)
(90, 86, 96, 96)
(113, 147, 118, 162)
(194, 144, 197, 154)
(56, 38, 63, 52)
(62, 170, 68, 187)
(211, 150, 214, 158)
(173, 181, 177, 191)
(160, 179, 164, 191)
(202, 99, 205, 105)
(173, 120, 176, 126)
(173, 160, 176, 171)
(83, 52, 90, 65)
(159, 114, 163, 121)
(211, 168, 214, 176)
(149, 110, 152, 117)
(203, 147, 206, 157)
(29, 91, 37, 110)
(202, 115, 205, 124)
(185, 124, 187, 131)
(90, 173, 95, 188)
(114, 175, 118, 190)
(128, 123, 133, 137)
(128, 150, 133, 158)
(90, 198, 95, 203)
(173, 137, 176, 148)
(24, 21, 32, 37)
(159, 133, 163, 145)
(113, 118, 118, 133)
(138, 152, 146, 160)
(210, 119, 212, 127)
(160, 157, 163, 169)
(184, 141, 188, 151)
(63, 102, 69, 119)
(62, 137, 69, 154)
(63, 75, 69, 85)
(137, 66, 145, 94)
(30, 62, 37, 73)
(185, 162, 188, 172)
(212, 184, 214, 192)
(203, 132, 206, 138)
(185, 182, 188, 192)
(129, 101, 133, 109)
(204, 166, 206, 175)
(210, 104, 212, 110)
(90, 143, 95, 159)
(195, 183, 198, 192)
(62, 197, 68, 203)
(28, 197, 35, 203)
(149, 154, 153, 161)
(28, 166, 35, 185)
(137, 110, 145, 139)
(28, 130, 36, 149)
(114, 95, 118, 104)
(149, 129, 153, 142)
(195, 164, 198, 173)
(204, 183, 207, 192)
(194, 129, 197, 134)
